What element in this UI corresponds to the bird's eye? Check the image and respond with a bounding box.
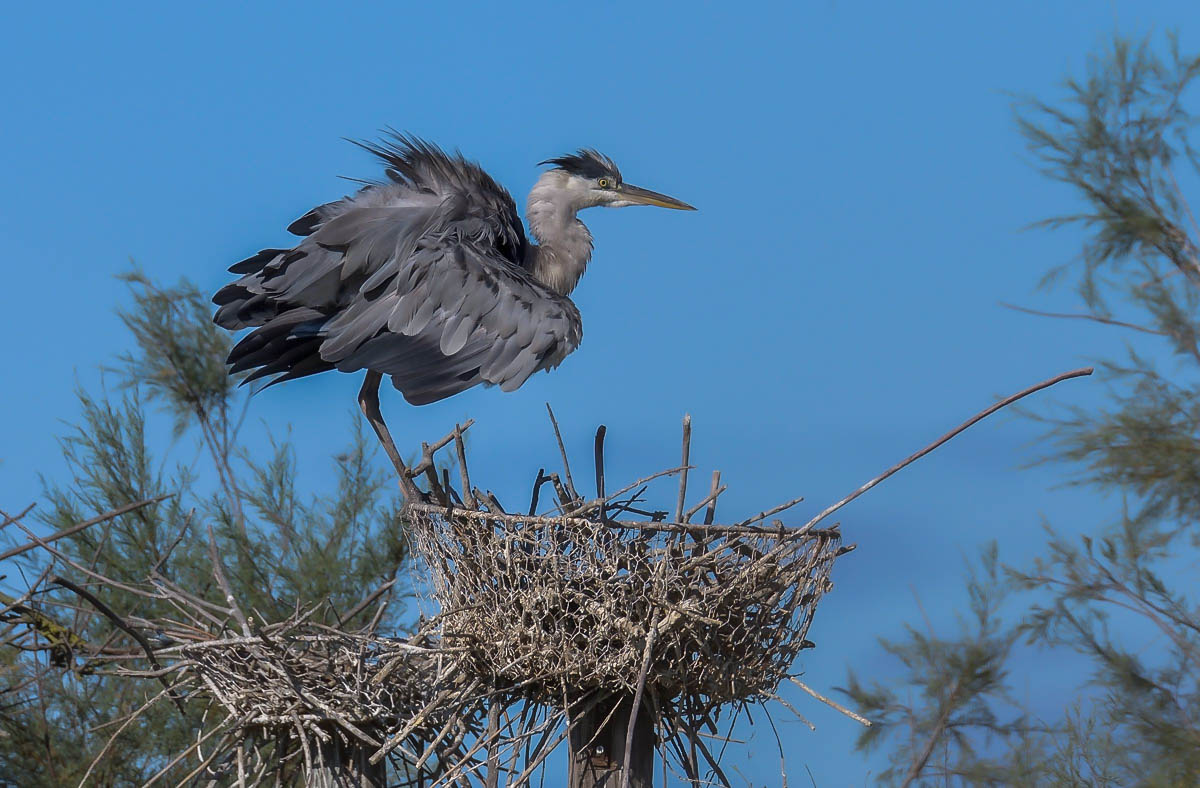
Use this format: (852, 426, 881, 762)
(597, 178, 610, 189)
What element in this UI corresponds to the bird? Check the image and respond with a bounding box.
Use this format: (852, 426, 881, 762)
(212, 133, 694, 482)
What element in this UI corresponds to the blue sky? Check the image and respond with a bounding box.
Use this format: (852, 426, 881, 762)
(3, 1, 1198, 783)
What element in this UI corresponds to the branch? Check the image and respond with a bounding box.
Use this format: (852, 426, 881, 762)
(799, 367, 1094, 534)
(900, 677, 961, 788)
(49, 575, 187, 716)
(675, 414, 692, 523)
(205, 522, 251, 636)
(341, 578, 397, 625)
(790, 677, 871, 727)
(0, 495, 173, 563)
(0, 503, 36, 530)
(999, 302, 1167, 336)
(545, 403, 579, 500)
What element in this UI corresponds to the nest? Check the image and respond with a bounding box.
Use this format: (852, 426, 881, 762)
(403, 414, 848, 717)
(413, 510, 838, 708)
(12, 367, 1088, 784)
(179, 622, 479, 777)
(16, 409, 859, 786)
(27, 556, 490, 785)
(189, 629, 426, 731)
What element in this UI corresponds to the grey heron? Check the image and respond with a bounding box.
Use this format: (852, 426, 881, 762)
(213, 134, 694, 481)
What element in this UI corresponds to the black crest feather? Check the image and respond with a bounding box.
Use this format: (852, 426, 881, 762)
(539, 149, 621, 182)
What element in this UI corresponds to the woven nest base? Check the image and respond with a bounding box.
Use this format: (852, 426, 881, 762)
(174, 622, 483, 781)
(411, 480, 842, 711)
(185, 628, 433, 733)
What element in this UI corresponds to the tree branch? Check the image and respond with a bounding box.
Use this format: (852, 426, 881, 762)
(800, 367, 1094, 534)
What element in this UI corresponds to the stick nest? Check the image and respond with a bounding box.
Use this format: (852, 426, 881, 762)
(413, 509, 839, 709)
(132, 614, 483, 784)
(402, 414, 847, 716)
(183, 625, 456, 743)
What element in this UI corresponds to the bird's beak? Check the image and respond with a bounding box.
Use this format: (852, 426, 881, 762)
(618, 183, 697, 210)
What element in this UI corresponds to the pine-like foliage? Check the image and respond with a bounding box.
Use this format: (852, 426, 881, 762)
(0, 271, 410, 785)
(841, 35, 1200, 786)
(840, 546, 1045, 786)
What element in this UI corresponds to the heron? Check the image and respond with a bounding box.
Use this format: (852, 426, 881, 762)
(213, 133, 695, 483)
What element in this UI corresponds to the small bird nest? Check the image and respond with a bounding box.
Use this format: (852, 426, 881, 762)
(402, 414, 848, 716)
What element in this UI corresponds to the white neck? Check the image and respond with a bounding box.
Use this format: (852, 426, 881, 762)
(524, 171, 594, 296)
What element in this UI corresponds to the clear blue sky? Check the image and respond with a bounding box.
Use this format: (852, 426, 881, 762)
(2, 2, 1197, 784)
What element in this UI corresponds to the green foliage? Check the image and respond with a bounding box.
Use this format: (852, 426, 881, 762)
(115, 270, 241, 438)
(844, 34, 1200, 786)
(1012, 34, 1200, 783)
(0, 271, 410, 785)
(1017, 35, 1200, 327)
(839, 547, 1043, 787)
(1036, 357, 1200, 530)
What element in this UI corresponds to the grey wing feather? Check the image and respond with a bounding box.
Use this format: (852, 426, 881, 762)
(214, 134, 582, 405)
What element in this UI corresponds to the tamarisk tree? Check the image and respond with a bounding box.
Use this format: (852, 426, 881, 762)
(841, 34, 1200, 786)
(0, 271, 411, 785)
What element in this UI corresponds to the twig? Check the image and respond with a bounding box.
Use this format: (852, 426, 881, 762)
(342, 578, 397, 624)
(763, 691, 815, 732)
(455, 429, 476, 508)
(899, 677, 960, 788)
(623, 620, 661, 788)
(7, 519, 152, 597)
(763, 704, 793, 788)
(528, 468, 547, 517)
(999, 302, 1166, 336)
(683, 471, 724, 524)
(594, 425, 607, 502)
(141, 717, 240, 788)
(410, 419, 476, 477)
(735, 497, 805, 528)
(78, 680, 188, 786)
(206, 523, 251, 636)
(0, 495, 172, 563)
(408, 502, 835, 537)
(545, 472, 575, 509)
(370, 687, 452, 763)
(797, 367, 1094, 534)
(0, 564, 54, 620)
(148, 507, 194, 576)
(789, 678, 871, 727)
(49, 576, 187, 716)
(545, 403, 579, 499)
(675, 415, 692, 524)
(0, 503, 36, 530)
(563, 465, 689, 518)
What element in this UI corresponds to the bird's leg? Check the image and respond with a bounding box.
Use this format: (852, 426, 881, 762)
(357, 370, 421, 502)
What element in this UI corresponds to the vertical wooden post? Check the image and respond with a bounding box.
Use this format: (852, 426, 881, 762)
(308, 736, 387, 788)
(568, 695, 655, 788)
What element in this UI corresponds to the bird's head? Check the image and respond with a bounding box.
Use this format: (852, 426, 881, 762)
(535, 149, 696, 212)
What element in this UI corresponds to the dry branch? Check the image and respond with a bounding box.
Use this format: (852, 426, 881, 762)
(0, 495, 172, 563)
(798, 367, 1093, 534)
